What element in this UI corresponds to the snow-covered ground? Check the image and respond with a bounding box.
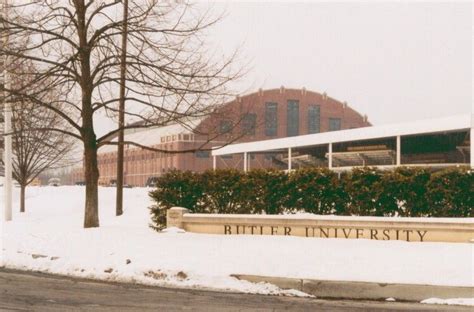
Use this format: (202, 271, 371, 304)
(1, 186, 473, 305)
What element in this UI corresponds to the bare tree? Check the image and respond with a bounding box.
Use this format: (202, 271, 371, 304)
(1, 44, 73, 213)
(10, 97, 72, 213)
(1, 1, 243, 228)
(0, 68, 72, 213)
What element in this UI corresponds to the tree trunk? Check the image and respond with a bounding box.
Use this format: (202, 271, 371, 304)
(83, 138, 100, 228)
(116, 137, 124, 216)
(76, 1, 99, 228)
(20, 184, 26, 213)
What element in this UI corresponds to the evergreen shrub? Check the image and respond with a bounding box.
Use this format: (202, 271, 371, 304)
(287, 168, 339, 214)
(247, 169, 289, 214)
(149, 170, 204, 230)
(200, 169, 255, 214)
(427, 167, 473, 217)
(379, 167, 431, 217)
(342, 167, 383, 216)
(149, 166, 473, 230)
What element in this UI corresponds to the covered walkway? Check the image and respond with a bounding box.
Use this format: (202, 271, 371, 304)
(212, 114, 473, 171)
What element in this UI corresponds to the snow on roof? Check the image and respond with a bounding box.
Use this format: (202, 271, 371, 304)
(100, 119, 202, 153)
(212, 114, 472, 156)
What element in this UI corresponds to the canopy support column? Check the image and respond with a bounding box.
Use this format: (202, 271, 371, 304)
(471, 113, 473, 169)
(328, 143, 333, 169)
(396, 135, 401, 166)
(243, 152, 248, 172)
(288, 148, 292, 172)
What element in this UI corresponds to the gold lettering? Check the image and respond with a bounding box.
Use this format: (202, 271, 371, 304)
(370, 229, 379, 240)
(417, 230, 427, 242)
(250, 226, 257, 235)
(404, 230, 413, 242)
(319, 228, 330, 238)
(342, 228, 352, 238)
(223, 224, 430, 242)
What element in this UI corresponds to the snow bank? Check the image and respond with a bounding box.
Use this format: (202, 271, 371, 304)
(421, 298, 474, 306)
(1, 186, 473, 301)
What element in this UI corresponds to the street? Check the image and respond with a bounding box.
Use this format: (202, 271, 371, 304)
(0, 269, 471, 312)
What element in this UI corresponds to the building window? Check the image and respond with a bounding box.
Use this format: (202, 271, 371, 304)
(221, 154, 233, 159)
(329, 118, 341, 131)
(287, 100, 299, 136)
(265, 102, 278, 136)
(195, 150, 210, 158)
(242, 113, 257, 135)
(308, 105, 320, 134)
(219, 120, 232, 134)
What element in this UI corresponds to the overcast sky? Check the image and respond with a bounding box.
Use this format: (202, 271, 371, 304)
(203, 1, 472, 126)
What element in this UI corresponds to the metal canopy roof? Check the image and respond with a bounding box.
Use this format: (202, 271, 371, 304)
(212, 114, 472, 156)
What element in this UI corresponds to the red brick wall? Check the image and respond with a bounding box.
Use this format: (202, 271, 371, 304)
(196, 88, 369, 141)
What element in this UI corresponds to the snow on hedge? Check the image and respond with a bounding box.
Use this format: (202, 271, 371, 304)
(1, 186, 473, 303)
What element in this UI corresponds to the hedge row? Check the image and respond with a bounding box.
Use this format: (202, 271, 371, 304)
(149, 167, 473, 229)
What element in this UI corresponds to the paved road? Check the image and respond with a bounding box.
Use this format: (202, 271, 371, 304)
(0, 269, 471, 312)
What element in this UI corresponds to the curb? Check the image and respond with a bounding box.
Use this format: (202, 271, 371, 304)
(231, 275, 474, 302)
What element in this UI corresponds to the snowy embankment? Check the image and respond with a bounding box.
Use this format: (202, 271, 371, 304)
(1, 186, 473, 305)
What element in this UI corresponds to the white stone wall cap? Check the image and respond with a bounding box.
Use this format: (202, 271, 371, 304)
(169, 207, 190, 212)
(184, 213, 474, 224)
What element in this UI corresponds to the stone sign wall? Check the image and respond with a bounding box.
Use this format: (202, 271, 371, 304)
(166, 207, 474, 243)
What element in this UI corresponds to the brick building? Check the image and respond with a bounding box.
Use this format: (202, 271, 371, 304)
(70, 87, 371, 186)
